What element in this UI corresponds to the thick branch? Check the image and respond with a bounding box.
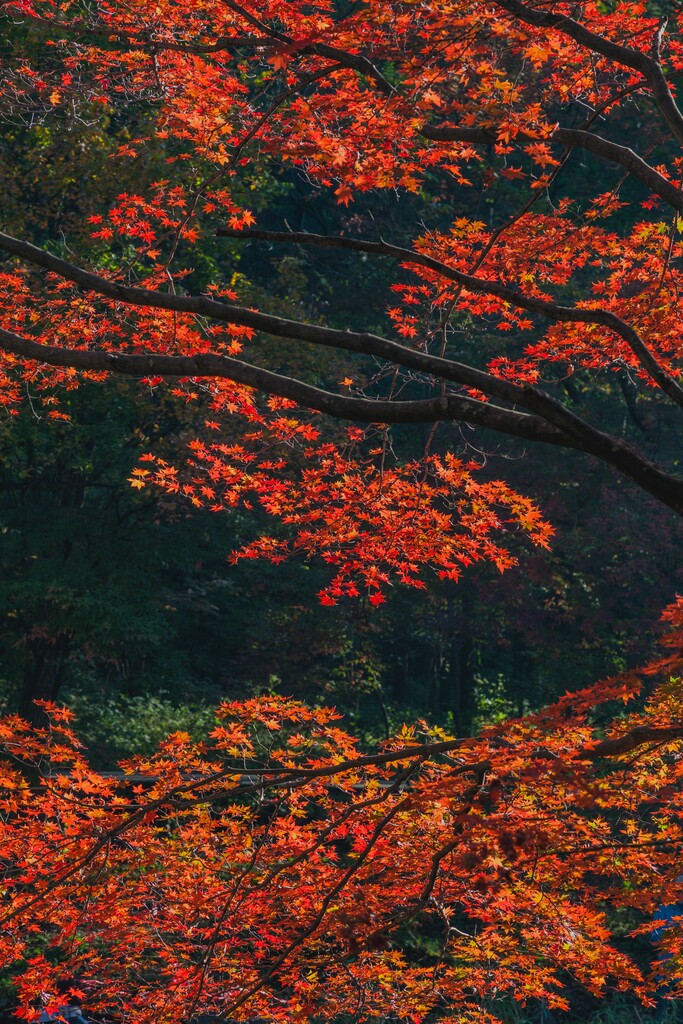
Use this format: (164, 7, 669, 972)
(2, 321, 683, 516)
(200, 0, 396, 93)
(0, 326, 575, 442)
(251, 723, 683, 773)
(0, 231, 597, 419)
(419, 124, 496, 146)
(580, 725, 683, 759)
(301, 43, 396, 95)
(45, 725, 683, 798)
(554, 128, 681, 208)
(0, 232, 527, 409)
(13, 11, 395, 96)
(2, 230, 683, 511)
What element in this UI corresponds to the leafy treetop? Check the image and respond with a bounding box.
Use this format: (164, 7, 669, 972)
(2, 1, 683, 598)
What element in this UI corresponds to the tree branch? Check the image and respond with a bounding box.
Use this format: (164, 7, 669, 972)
(0, 326, 579, 443)
(219, 226, 683, 410)
(422, 124, 683, 212)
(580, 725, 683, 759)
(2, 229, 683, 511)
(495, 0, 683, 146)
(0, 231, 616, 420)
(0, 232, 530, 409)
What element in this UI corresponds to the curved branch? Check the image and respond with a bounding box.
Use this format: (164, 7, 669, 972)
(299, 43, 396, 95)
(580, 725, 683, 759)
(0, 326, 573, 440)
(0, 231, 582, 414)
(419, 124, 496, 146)
(0, 232, 669, 452)
(0, 232, 517, 406)
(17, 13, 271, 54)
(553, 128, 681, 208)
(1, 322, 683, 515)
(219, 227, 683, 410)
(20, 7, 681, 192)
(15, 10, 395, 96)
(2, 233, 683, 511)
(422, 124, 683, 212)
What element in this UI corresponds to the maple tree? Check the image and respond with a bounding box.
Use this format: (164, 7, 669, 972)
(4, 1, 683, 1020)
(3, 0, 683, 600)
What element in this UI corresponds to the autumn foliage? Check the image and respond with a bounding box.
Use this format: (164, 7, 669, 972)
(3, 1, 683, 1018)
(3, 0, 683, 596)
(0, 600, 682, 1024)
